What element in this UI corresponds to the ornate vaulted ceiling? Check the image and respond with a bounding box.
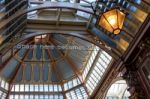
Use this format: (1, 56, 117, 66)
(1, 34, 92, 83)
(0, 0, 150, 99)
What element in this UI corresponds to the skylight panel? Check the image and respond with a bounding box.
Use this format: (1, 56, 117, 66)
(82, 46, 99, 80)
(85, 50, 112, 94)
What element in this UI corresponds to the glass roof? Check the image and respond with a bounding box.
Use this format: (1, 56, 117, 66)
(1, 34, 92, 82)
(0, 33, 112, 99)
(105, 80, 130, 99)
(0, 0, 150, 99)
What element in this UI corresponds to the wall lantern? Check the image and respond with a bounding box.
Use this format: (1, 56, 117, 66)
(98, 9, 125, 35)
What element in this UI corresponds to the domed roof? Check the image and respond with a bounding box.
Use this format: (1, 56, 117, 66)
(0, 34, 92, 84)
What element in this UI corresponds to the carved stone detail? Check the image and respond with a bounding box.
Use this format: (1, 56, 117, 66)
(95, 68, 119, 99)
(123, 69, 147, 99)
(135, 39, 150, 68)
(123, 37, 150, 99)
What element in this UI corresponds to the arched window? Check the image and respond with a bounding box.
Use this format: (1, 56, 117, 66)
(105, 80, 130, 99)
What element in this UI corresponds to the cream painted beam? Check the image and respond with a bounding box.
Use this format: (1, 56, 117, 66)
(27, 18, 87, 26)
(25, 24, 87, 34)
(0, 2, 93, 29)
